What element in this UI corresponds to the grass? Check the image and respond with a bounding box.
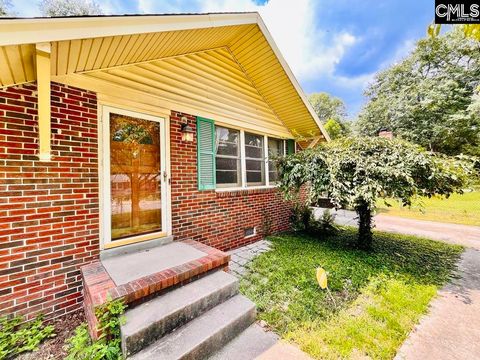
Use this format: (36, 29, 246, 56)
(240, 229, 463, 359)
(376, 190, 480, 226)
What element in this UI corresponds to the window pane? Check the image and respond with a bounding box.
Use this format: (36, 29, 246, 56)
(245, 133, 263, 150)
(268, 138, 284, 157)
(268, 138, 284, 184)
(246, 159, 265, 185)
(110, 113, 162, 240)
(245, 133, 265, 186)
(216, 169, 240, 186)
(216, 126, 239, 156)
(215, 158, 241, 187)
(216, 157, 238, 170)
(269, 171, 278, 182)
(245, 145, 262, 158)
(246, 159, 262, 171)
(246, 170, 264, 184)
(215, 126, 241, 187)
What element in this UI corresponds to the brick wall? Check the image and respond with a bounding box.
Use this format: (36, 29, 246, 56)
(170, 111, 291, 251)
(0, 82, 99, 320)
(0, 90, 291, 322)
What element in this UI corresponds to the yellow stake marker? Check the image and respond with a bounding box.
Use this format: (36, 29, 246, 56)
(316, 267, 328, 289)
(316, 267, 336, 308)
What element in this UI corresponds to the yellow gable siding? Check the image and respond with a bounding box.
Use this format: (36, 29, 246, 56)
(62, 48, 291, 137)
(0, 15, 327, 141)
(51, 25, 255, 76)
(229, 26, 319, 138)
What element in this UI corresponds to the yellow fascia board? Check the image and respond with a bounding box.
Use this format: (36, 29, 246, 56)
(0, 12, 330, 141)
(0, 13, 258, 46)
(255, 15, 331, 142)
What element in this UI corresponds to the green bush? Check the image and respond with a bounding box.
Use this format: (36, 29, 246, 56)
(290, 203, 338, 237)
(66, 298, 126, 360)
(290, 202, 315, 232)
(314, 209, 338, 236)
(0, 315, 55, 359)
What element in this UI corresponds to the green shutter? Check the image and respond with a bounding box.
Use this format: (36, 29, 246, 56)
(197, 117, 216, 190)
(287, 139, 296, 155)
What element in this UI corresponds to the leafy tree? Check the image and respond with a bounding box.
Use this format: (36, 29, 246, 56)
(0, 0, 12, 16)
(309, 92, 346, 123)
(357, 29, 480, 155)
(277, 137, 474, 250)
(429, 23, 480, 41)
(324, 118, 349, 140)
(464, 24, 480, 41)
(39, 0, 102, 16)
(309, 92, 350, 139)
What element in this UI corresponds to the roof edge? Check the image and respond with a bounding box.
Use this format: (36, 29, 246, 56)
(0, 11, 330, 141)
(255, 15, 330, 141)
(0, 12, 259, 46)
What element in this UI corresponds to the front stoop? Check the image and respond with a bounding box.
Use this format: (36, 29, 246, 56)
(129, 295, 256, 359)
(80, 240, 230, 340)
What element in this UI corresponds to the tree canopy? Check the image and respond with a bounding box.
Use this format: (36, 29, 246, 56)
(0, 0, 12, 16)
(39, 0, 102, 16)
(277, 137, 474, 249)
(309, 92, 350, 140)
(357, 29, 480, 156)
(308, 92, 346, 123)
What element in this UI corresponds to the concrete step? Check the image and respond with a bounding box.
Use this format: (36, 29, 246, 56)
(122, 271, 239, 357)
(208, 324, 278, 360)
(129, 295, 256, 360)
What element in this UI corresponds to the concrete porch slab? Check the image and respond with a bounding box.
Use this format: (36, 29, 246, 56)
(102, 242, 207, 285)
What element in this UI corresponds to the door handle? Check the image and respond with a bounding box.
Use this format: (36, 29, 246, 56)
(163, 171, 171, 185)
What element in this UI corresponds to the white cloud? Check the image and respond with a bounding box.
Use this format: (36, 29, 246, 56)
(132, 0, 357, 82)
(199, 0, 357, 81)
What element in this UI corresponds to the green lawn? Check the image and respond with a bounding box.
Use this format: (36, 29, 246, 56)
(376, 190, 480, 226)
(240, 230, 462, 359)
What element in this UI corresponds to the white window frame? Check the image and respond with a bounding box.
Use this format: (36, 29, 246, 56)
(266, 136, 286, 185)
(214, 126, 242, 188)
(214, 125, 288, 192)
(244, 131, 267, 187)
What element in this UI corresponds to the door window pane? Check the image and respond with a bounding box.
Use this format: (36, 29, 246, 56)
(245, 132, 265, 186)
(215, 126, 241, 187)
(268, 138, 285, 183)
(110, 113, 162, 240)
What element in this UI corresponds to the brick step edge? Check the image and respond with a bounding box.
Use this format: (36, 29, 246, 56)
(80, 240, 230, 339)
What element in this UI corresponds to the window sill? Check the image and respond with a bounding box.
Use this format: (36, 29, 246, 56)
(215, 185, 280, 197)
(215, 185, 276, 192)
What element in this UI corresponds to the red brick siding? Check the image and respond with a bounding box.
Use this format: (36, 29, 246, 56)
(0, 89, 291, 321)
(170, 111, 291, 251)
(0, 82, 99, 321)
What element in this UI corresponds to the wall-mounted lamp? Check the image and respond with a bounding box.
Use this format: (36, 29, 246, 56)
(180, 117, 194, 142)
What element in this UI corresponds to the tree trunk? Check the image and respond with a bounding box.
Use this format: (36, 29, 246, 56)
(355, 201, 373, 250)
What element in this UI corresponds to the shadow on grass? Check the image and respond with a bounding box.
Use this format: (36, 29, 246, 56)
(240, 228, 463, 336)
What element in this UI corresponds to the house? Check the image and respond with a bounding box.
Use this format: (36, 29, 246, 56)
(0, 12, 329, 357)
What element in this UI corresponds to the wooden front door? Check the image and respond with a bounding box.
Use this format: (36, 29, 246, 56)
(101, 106, 168, 248)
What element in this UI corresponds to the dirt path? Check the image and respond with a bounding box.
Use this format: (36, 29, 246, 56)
(314, 208, 480, 250)
(374, 214, 480, 250)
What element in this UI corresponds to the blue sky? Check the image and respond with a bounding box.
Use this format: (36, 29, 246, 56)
(11, 0, 434, 118)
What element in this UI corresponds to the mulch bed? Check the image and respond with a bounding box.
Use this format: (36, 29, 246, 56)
(16, 309, 85, 360)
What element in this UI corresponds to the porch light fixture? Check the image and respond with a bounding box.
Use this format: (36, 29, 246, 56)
(180, 119, 194, 142)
